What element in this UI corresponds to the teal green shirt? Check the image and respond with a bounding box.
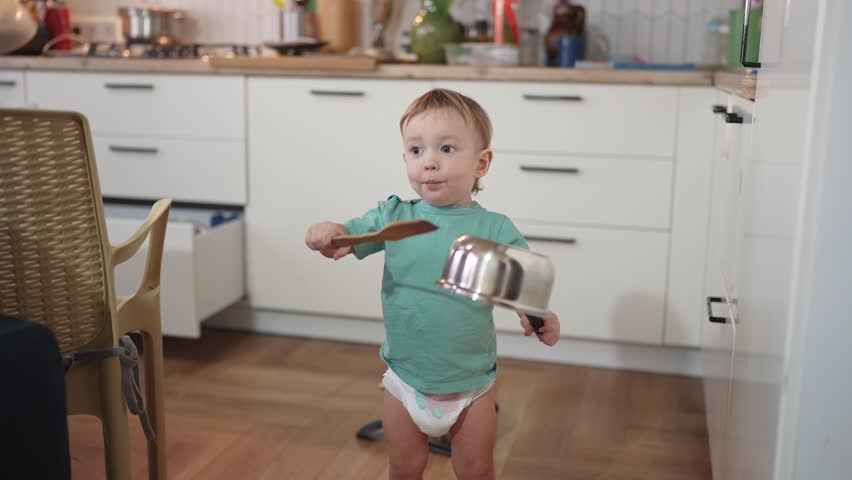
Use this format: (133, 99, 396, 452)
(345, 195, 528, 393)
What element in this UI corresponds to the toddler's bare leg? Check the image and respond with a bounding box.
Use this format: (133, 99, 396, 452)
(383, 390, 429, 480)
(448, 387, 497, 480)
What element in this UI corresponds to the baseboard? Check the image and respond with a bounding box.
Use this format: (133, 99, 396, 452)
(203, 303, 702, 377)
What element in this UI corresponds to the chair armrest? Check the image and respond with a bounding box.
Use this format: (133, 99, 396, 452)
(110, 199, 172, 293)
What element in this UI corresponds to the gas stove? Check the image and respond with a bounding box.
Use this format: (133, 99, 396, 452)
(72, 42, 266, 60)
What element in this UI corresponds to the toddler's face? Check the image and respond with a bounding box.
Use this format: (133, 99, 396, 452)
(401, 108, 491, 206)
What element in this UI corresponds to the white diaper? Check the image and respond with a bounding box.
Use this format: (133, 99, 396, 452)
(382, 368, 494, 438)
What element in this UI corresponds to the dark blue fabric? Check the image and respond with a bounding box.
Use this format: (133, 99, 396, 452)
(0, 314, 71, 480)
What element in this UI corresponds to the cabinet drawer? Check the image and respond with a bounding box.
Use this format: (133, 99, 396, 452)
(95, 135, 246, 205)
(105, 205, 245, 338)
(27, 71, 244, 139)
(0, 71, 25, 107)
(437, 81, 677, 157)
(493, 224, 669, 344)
(478, 153, 672, 229)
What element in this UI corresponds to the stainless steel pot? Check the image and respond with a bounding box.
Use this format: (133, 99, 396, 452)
(118, 6, 186, 45)
(0, 0, 38, 54)
(437, 234, 554, 328)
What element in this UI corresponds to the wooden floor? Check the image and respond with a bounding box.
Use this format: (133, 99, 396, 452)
(68, 329, 712, 479)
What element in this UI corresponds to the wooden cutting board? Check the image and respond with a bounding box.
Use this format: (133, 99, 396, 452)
(208, 55, 378, 72)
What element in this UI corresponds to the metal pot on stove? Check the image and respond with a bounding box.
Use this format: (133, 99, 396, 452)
(118, 6, 186, 45)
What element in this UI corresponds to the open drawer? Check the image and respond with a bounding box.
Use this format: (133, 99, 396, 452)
(104, 203, 245, 338)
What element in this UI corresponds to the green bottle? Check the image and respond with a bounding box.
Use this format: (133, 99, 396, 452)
(411, 0, 461, 64)
(728, 7, 762, 67)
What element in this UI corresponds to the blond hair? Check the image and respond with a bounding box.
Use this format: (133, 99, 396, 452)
(399, 88, 492, 193)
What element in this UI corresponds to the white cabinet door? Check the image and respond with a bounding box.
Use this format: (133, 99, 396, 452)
(246, 77, 430, 318)
(702, 96, 749, 307)
(718, 96, 752, 304)
(665, 87, 717, 347)
(0, 71, 26, 107)
(701, 91, 742, 480)
(493, 223, 669, 344)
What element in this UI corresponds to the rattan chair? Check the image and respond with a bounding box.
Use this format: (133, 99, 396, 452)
(0, 109, 172, 480)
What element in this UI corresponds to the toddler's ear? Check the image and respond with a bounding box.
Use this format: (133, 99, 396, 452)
(477, 148, 493, 176)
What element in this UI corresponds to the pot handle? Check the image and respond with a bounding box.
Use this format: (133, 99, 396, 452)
(526, 315, 545, 338)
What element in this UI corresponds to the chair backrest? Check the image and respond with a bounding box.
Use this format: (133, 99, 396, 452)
(0, 109, 116, 353)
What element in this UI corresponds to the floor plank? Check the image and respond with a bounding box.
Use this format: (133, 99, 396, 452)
(68, 329, 712, 479)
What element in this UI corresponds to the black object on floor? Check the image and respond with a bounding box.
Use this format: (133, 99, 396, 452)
(0, 315, 71, 480)
(355, 403, 500, 457)
(356, 419, 453, 456)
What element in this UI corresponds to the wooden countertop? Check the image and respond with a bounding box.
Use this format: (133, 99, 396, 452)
(0, 55, 715, 86)
(713, 67, 757, 100)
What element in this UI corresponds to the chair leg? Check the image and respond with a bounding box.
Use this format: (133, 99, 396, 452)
(100, 357, 132, 480)
(141, 328, 167, 480)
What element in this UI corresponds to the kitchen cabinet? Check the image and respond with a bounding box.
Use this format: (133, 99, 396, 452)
(23, 71, 248, 337)
(492, 223, 669, 344)
(664, 88, 717, 346)
(26, 71, 247, 206)
(701, 90, 752, 479)
(0, 70, 25, 107)
(436, 80, 714, 345)
(247, 77, 718, 346)
(246, 77, 430, 318)
(9, 67, 720, 348)
(701, 1, 852, 478)
(704, 95, 752, 311)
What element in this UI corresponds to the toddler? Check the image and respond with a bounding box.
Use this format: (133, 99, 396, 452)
(305, 88, 561, 480)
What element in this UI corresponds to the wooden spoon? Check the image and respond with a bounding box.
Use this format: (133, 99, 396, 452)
(331, 219, 438, 248)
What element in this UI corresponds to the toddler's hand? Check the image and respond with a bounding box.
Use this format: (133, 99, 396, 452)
(305, 222, 353, 260)
(520, 312, 560, 347)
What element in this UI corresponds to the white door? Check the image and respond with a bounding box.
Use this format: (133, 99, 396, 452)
(723, 0, 820, 478)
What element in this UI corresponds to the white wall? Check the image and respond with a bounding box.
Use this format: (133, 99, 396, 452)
(68, 0, 741, 63)
(782, 1, 852, 478)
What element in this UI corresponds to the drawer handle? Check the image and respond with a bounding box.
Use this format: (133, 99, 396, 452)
(0, 80, 17, 87)
(109, 145, 159, 154)
(706, 296, 728, 324)
(724, 112, 744, 124)
(523, 235, 577, 245)
(712, 104, 727, 114)
(523, 94, 583, 102)
(740, 0, 761, 68)
(310, 89, 365, 97)
(105, 83, 155, 90)
(520, 165, 580, 174)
